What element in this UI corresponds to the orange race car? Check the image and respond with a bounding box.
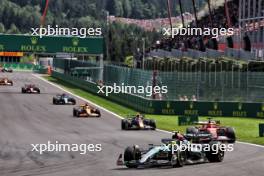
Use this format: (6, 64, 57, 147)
(0, 78, 13, 86)
(73, 103, 101, 118)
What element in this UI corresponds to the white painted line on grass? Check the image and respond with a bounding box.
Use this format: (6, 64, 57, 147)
(33, 74, 264, 149)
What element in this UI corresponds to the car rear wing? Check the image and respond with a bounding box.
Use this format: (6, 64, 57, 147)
(116, 154, 124, 166)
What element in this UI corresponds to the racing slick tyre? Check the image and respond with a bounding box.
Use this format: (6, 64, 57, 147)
(73, 109, 79, 117)
(226, 127, 236, 143)
(53, 99, 58, 105)
(186, 126, 199, 134)
(206, 141, 225, 162)
(121, 120, 127, 130)
(124, 146, 141, 168)
(95, 109, 101, 117)
(186, 126, 199, 140)
(122, 120, 130, 130)
(172, 150, 187, 167)
(150, 120, 156, 130)
(75, 111, 80, 118)
(21, 88, 25, 93)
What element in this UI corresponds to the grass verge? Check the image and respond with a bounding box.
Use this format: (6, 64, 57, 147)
(44, 76, 264, 146)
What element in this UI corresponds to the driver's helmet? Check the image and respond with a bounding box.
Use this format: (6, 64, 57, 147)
(135, 113, 142, 120)
(173, 131, 184, 141)
(85, 103, 90, 108)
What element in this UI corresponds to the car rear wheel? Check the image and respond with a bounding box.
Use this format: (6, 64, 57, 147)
(150, 120, 156, 130)
(206, 141, 225, 162)
(121, 120, 127, 130)
(226, 127, 236, 143)
(53, 99, 57, 105)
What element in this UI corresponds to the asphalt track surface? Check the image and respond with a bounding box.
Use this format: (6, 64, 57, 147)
(0, 72, 263, 176)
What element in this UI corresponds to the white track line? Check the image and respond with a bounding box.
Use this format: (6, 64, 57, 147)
(33, 74, 264, 149)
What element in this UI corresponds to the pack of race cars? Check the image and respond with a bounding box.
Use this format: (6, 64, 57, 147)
(117, 117, 236, 169)
(1, 70, 237, 170)
(0, 72, 101, 118)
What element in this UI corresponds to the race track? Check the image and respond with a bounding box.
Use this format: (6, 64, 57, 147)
(0, 72, 263, 176)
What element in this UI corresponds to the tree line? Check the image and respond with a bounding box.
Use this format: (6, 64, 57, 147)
(0, 0, 205, 62)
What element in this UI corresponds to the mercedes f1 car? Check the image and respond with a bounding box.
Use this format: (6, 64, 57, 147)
(121, 114, 156, 130)
(1, 68, 13, 73)
(73, 103, 101, 117)
(0, 78, 13, 86)
(184, 118, 236, 143)
(53, 94, 76, 105)
(21, 84, 40, 94)
(117, 137, 225, 168)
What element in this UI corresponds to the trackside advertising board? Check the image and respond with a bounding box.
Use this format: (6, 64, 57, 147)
(0, 34, 104, 55)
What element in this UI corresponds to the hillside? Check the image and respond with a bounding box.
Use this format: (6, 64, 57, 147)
(0, 0, 206, 61)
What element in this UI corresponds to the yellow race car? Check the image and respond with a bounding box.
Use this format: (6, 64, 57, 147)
(0, 78, 13, 86)
(73, 103, 101, 118)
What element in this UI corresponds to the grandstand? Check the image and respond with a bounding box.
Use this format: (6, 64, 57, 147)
(239, 0, 264, 59)
(147, 0, 263, 60)
(125, 0, 264, 102)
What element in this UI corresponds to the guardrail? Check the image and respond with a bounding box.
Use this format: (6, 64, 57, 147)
(52, 71, 264, 118)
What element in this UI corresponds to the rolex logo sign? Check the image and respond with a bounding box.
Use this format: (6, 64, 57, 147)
(20, 36, 46, 52)
(214, 102, 218, 110)
(72, 38, 79, 46)
(31, 37, 38, 45)
(190, 102, 194, 109)
(166, 102, 170, 109)
(238, 103, 242, 111)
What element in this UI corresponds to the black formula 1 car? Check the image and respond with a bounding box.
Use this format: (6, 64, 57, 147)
(121, 114, 156, 130)
(1, 68, 13, 73)
(53, 94, 76, 105)
(117, 138, 225, 168)
(73, 103, 101, 118)
(184, 118, 236, 143)
(21, 84, 40, 94)
(0, 78, 13, 86)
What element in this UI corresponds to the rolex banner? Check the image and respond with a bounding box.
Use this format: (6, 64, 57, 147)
(0, 34, 104, 55)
